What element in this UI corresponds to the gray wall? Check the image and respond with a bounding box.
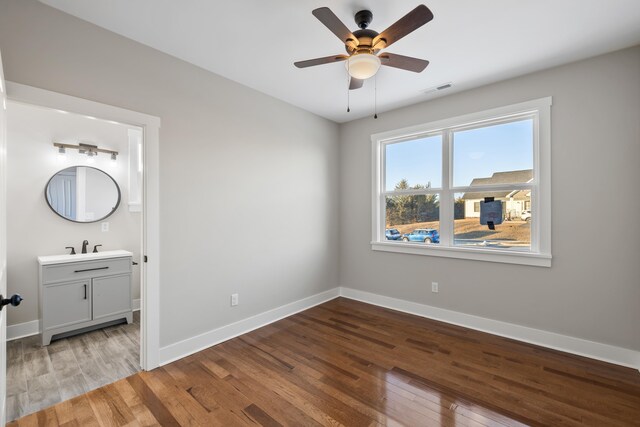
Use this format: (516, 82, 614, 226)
(339, 46, 640, 351)
(6, 101, 141, 325)
(0, 0, 339, 347)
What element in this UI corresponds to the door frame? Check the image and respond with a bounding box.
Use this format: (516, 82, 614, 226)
(1, 50, 8, 427)
(6, 82, 161, 370)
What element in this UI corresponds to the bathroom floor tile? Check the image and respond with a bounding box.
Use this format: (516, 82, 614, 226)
(5, 315, 141, 422)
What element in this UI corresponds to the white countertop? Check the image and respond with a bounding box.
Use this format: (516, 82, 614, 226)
(38, 250, 133, 266)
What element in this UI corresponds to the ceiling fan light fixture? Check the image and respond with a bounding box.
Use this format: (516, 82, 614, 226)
(346, 53, 381, 80)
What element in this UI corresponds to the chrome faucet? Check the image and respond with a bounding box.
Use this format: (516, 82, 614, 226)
(81, 240, 89, 254)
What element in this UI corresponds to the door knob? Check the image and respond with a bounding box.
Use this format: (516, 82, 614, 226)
(0, 294, 23, 311)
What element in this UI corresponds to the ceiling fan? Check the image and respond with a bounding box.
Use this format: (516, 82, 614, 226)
(294, 5, 434, 90)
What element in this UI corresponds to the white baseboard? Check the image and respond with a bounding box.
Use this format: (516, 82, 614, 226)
(158, 287, 341, 366)
(7, 298, 142, 341)
(6, 320, 40, 341)
(10, 289, 637, 371)
(339, 287, 640, 370)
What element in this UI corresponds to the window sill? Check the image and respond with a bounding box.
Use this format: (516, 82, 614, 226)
(371, 241, 551, 267)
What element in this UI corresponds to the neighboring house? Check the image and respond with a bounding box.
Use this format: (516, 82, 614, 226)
(462, 170, 532, 219)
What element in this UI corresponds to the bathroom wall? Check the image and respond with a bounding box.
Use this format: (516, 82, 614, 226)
(6, 101, 142, 326)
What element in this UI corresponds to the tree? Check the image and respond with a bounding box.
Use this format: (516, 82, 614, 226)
(386, 179, 439, 226)
(454, 196, 465, 220)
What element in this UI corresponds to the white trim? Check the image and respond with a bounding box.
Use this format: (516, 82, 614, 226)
(159, 287, 341, 366)
(371, 97, 552, 267)
(339, 287, 640, 370)
(441, 130, 452, 246)
(6, 320, 39, 341)
(7, 299, 141, 340)
(128, 202, 142, 212)
(6, 82, 161, 370)
(157, 285, 638, 370)
(371, 241, 552, 267)
(4, 286, 639, 375)
(371, 97, 552, 142)
(6, 83, 160, 128)
(8, 280, 636, 374)
(14, 286, 634, 370)
(141, 107, 161, 370)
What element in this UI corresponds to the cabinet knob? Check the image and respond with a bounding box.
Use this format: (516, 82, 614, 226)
(0, 294, 23, 311)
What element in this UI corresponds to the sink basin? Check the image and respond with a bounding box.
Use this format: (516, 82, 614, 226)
(38, 250, 134, 265)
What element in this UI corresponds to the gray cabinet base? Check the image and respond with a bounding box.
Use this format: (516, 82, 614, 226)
(41, 311, 133, 346)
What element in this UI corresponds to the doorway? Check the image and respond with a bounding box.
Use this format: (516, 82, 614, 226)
(2, 83, 160, 422)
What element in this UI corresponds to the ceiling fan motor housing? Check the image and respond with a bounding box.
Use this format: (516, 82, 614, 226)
(347, 29, 379, 54)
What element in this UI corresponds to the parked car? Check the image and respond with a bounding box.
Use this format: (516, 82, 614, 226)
(385, 228, 402, 240)
(521, 210, 531, 221)
(402, 229, 440, 244)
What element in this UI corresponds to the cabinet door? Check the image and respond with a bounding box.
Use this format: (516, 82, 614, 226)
(92, 274, 131, 320)
(43, 280, 92, 330)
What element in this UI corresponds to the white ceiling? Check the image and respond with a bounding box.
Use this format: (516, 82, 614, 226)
(40, 0, 640, 123)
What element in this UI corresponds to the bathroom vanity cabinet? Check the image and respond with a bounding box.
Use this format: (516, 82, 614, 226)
(38, 250, 133, 345)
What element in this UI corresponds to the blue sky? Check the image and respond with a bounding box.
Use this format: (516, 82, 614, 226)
(385, 119, 533, 191)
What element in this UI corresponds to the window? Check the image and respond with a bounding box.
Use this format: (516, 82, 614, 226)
(371, 98, 551, 267)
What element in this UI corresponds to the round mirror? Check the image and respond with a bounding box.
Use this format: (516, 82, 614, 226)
(44, 166, 121, 223)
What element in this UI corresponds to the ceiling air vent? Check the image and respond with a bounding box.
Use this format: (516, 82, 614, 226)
(423, 82, 453, 94)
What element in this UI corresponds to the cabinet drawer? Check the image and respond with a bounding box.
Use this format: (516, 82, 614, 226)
(43, 280, 92, 330)
(42, 257, 131, 284)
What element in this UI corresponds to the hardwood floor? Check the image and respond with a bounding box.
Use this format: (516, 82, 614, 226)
(8, 298, 640, 426)
(6, 312, 140, 422)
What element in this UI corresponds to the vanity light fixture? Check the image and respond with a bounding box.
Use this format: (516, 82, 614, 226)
(53, 141, 118, 161)
(78, 143, 98, 157)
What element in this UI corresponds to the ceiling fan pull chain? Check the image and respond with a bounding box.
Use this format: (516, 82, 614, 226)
(374, 74, 378, 119)
(347, 62, 351, 112)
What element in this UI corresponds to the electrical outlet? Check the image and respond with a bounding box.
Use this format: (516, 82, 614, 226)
(101, 222, 109, 232)
(231, 293, 239, 306)
(431, 282, 439, 293)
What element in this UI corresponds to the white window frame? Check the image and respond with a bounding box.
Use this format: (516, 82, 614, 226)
(371, 97, 552, 267)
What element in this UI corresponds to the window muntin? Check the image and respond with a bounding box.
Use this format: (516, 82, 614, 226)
(372, 98, 551, 266)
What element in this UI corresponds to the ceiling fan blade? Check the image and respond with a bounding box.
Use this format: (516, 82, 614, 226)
(312, 7, 359, 46)
(349, 78, 364, 90)
(372, 5, 434, 49)
(294, 54, 349, 68)
(379, 53, 429, 73)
